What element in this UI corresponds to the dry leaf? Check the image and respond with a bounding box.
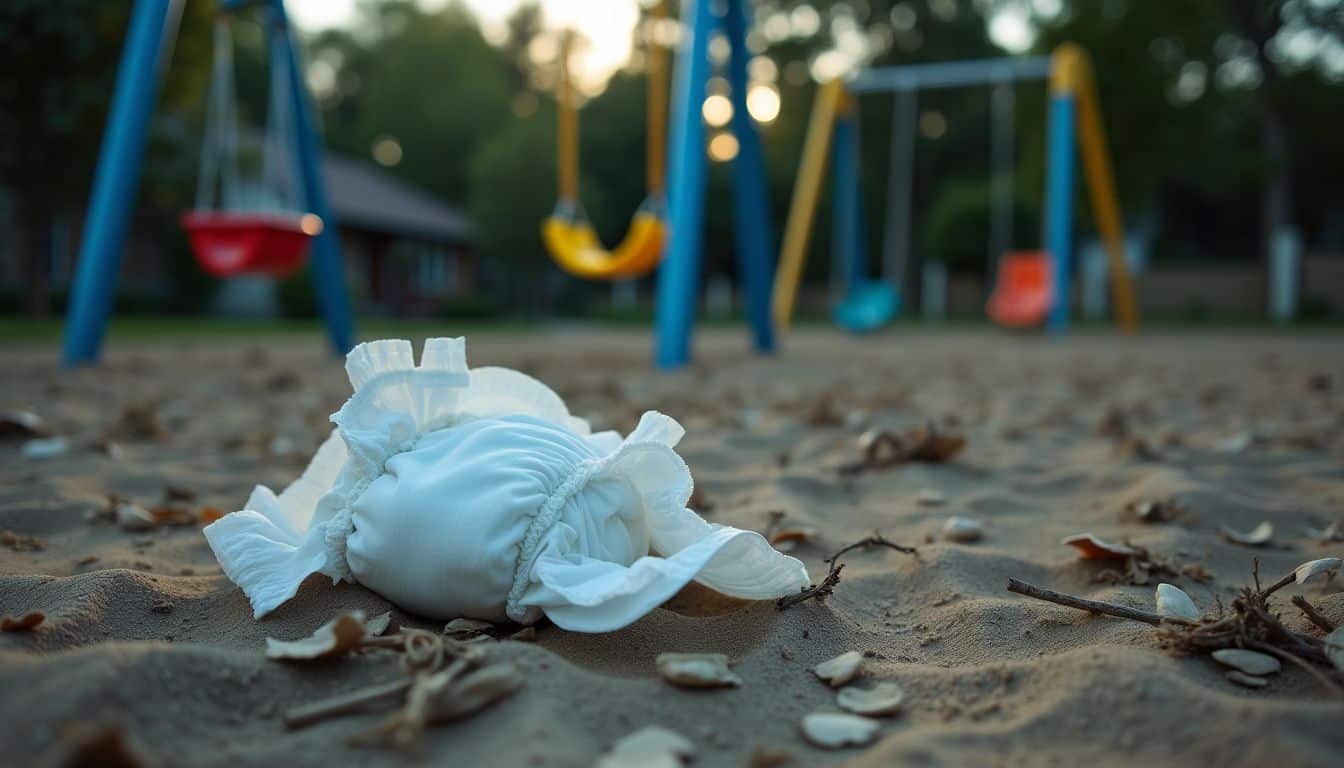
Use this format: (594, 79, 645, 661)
(430, 663, 523, 721)
(1, 612, 45, 631)
(1155, 583, 1200, 621)
(1293, 557, 1343, 584)
(199, 506, 226, 524)
(1, 529, 44, 552)
(443, 618, 493, 638)
(769, 526, 818, 552)
(1220, 522, 1273, 547)
(1062, 533, 1141, 560)
(149, 505, 196, 526)
(266, 613, 367, 661)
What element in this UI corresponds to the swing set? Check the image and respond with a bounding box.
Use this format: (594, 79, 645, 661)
(540, 0, 777, 369)
(541, 2, 669, 280)
(63, 0, 353, 366)
(772, 44, 1140, 335)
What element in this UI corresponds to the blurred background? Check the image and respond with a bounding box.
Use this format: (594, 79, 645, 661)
(2, 0, 1342, 330)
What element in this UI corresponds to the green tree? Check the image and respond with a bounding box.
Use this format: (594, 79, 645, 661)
(0, 0, 211, 315)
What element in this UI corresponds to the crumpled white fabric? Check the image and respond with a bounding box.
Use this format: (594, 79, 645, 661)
(204, 337, 809, 632)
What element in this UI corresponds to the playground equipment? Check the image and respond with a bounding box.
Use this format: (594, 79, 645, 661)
(657, 0, 775, 367)
(542, 4, 668, 280)
(543, 0, 774, 369)
(182, 13, 321, 279)
(62, 0, 353, 365)
(772, 45, 1139, 335)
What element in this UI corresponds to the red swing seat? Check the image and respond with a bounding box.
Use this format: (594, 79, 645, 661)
(181, 211, 321, 279)
(987, 250, 1053, 327)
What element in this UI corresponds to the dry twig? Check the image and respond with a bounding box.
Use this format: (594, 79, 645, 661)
(777, 534, 916, 610)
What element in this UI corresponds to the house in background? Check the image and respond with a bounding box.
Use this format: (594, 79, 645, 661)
(325, 155, 474, 315)
(0, 153, 474, 318)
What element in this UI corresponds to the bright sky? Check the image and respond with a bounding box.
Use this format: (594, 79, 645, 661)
(286, 0, 640, 87)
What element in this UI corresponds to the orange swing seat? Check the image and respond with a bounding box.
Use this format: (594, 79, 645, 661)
(987, 250, 1053, 327)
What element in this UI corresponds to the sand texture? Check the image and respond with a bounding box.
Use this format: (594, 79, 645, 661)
(2, 329, 1343, 766)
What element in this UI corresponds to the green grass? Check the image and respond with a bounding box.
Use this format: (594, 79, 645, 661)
(3, 312, 1340, 346)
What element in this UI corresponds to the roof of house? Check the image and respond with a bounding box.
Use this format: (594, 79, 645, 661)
(324, 155, 472, 245)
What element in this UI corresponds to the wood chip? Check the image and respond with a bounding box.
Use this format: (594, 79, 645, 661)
(1, 612, 45, 632)
(1061, 533, 1140, 560)
(656, 653, 742, 688)
(813, 651, 864, 687)
(266, 613, 368, 661)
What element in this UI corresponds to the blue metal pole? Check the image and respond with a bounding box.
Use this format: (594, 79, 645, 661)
(831, 114, 863, 297)
(271, 1, 354, 354)
(654, 0, 714, 369)
(1045, 95, 1076, 332)
(62, 0, 177, 366)
(723, 0, 773, 354)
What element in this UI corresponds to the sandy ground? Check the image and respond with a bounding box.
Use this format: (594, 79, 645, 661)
(2, 327, 1343, 767)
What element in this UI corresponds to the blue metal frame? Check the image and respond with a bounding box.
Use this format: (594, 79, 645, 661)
(270, 1, 353, 353)
(1044, 94, 1076, 332)
(723, 0, 773, 356)
(655, 0, 773, 369)
(831, 113, 863, 296)
(62, 0, 178, 365)
(61, 0, 353, 366)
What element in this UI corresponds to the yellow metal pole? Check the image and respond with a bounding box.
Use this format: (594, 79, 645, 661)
(772, 78, 844, 333)
(645, 0, 669, 197)
(1056, 43, 1139, 333)
(557, 30, 579, 202)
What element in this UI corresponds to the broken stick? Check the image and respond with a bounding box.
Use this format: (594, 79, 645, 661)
(1006, 577, 1190, 626)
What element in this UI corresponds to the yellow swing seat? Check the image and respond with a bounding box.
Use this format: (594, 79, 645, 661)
(543, 206, 666, 280)
(542, 4, 669, 282)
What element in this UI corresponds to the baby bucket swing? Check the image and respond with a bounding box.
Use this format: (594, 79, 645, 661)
(182, 14, 321, 278)
(541, 1, 669, 280)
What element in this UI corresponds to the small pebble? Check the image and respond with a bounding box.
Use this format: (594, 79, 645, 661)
(814, 651, 864, 687)
(941, 516, 983, 543)
(1212, 649, 1281, 676)
(1225, 671, 1268, 688)
(800, 712, 880, 749)
(657, 653, 741, 689)
(915, 489, 945, 506)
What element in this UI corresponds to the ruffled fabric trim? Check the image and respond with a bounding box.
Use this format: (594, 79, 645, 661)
(205, 337, 603, 619)
(511, 412, 810, 631)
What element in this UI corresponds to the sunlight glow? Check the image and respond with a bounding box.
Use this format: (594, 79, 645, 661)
(746, 85, 781, 123)
(702, 94, 734, 127)
(708, 132, 739, 162)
